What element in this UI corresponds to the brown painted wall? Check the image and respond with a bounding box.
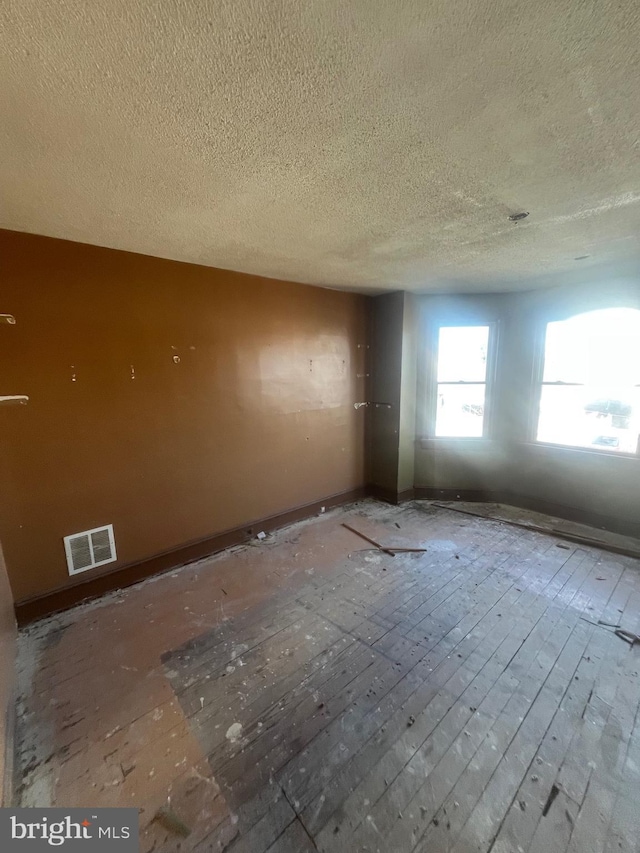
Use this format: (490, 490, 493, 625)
(0, 543, 16, 804)
(0, 230, 368, 603)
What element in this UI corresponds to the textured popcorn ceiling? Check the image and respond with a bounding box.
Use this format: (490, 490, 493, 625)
(2, 1, 640, 293)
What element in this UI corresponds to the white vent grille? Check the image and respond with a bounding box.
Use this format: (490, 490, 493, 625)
(63, 524, 117, 576)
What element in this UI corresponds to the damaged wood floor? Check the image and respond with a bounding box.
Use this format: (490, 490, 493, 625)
(15, 500, 640, 852)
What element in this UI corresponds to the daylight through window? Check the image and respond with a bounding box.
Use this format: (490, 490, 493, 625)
(435, 326, 489, 437)
(537, 308, 640, 454)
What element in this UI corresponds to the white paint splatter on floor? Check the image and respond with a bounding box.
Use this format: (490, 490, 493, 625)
(226, 722, 243, 743)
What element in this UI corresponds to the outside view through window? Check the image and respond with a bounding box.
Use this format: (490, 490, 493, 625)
(435, 326, 489, 437)
(537, 308, 640, 454)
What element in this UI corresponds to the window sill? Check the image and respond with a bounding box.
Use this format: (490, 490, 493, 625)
(524, 441, 640, 461)
(417, 436, 497, 450)
(416, 437, 640, 460)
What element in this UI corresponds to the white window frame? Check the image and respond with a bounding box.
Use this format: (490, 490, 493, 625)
(429, 322, 497, 440)
(534, 310, 640, 458)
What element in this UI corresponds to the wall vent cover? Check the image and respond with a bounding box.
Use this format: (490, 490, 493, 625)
(63, 524, 117, 576)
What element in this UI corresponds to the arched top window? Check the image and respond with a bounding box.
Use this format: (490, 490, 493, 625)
(537, 307, 640, 454)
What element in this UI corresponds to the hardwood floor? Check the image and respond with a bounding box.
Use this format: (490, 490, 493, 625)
(15, 500, 640, 852)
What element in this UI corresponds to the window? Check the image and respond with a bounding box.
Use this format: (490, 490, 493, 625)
(435, 325, 490, 437)
(537, 308, 640, 454)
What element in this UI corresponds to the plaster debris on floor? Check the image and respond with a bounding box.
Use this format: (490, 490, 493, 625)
(14, 499, 640, 853)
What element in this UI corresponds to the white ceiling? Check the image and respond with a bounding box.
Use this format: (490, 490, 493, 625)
(2, 1, 640, 293)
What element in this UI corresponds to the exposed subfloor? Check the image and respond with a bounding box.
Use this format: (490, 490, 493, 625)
(15, 499, 640, 853)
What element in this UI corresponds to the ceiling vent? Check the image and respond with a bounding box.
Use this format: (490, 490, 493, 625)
(63, 524, 117, 576)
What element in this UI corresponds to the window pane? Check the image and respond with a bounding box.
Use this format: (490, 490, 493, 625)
(436, 383, 486, 437)
(437, 326, 489, 383)
(543, 308, 640, 385)
(538, 308, 640, 453)
(538, 385, 640, 453)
